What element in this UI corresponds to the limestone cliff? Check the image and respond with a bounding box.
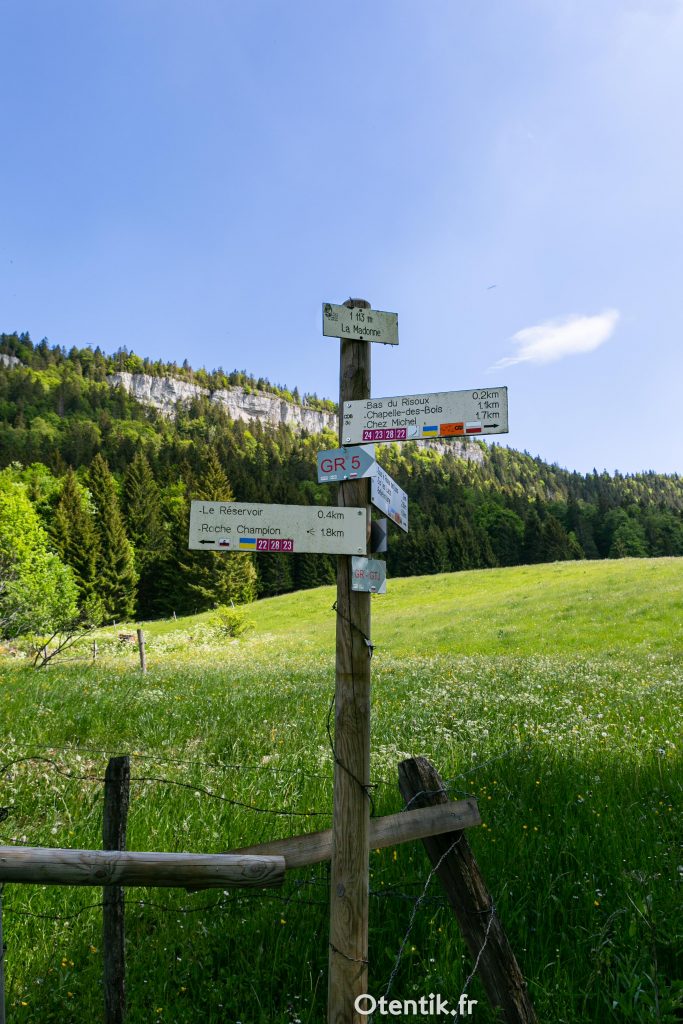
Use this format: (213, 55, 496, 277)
(0, 354, 481, 462)
(106, 371, 483, 463)
(107, 371, 337, 435)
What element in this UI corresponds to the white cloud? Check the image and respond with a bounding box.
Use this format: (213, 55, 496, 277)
(491, 309, 620, 369)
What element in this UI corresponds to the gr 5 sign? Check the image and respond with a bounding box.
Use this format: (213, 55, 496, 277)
(316, 445, 377, 484)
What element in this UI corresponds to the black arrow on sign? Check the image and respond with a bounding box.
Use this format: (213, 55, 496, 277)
(198, 539, 215, 545)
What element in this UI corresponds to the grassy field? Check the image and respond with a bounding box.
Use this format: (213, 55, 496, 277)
(0, 557, 681, 1022)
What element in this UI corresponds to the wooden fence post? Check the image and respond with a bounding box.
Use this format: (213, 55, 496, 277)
(328, 299, 372, 1024)
(398, 757, 537, 1024)
(136, 629, 146, 674)
(103, 756, 130, 1024)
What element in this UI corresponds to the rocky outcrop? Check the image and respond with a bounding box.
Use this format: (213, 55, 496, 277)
(106, 371, 484, 463)
(107, 371, 337, 434)
(1, 356, 483, 462)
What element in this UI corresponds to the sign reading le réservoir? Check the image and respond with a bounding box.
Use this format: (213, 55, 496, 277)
(189, 501, 367, 556)
(322, 302, 399, 346)
(342, 387, 509, 444)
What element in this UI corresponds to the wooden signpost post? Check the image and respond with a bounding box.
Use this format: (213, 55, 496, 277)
(327, 299, 374, 1023)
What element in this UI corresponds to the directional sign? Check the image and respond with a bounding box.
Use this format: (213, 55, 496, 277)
(188, 501, 367, 555)
(322, 302, 399, 346)
(342, 387, 509, 444)
(317, 445, 377, 484)
(351, 556, 387, 594)
(371, 466, 408, 533)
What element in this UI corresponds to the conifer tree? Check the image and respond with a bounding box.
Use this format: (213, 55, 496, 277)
(123, 449, 170, 617)
(153, 489, 194, 617)
(255, 553, 294, 597)
(540, 514, 574, 562)
(522, 507, 544, 564)
(446, 518, 481, 570)
(184, 450, 257, 609)
(51, 467, 103, 623)
(87, 454, 138, 621)
(293, 553, 335, 591)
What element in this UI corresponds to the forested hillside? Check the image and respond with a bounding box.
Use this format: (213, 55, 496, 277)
(2, 331, 682, 632)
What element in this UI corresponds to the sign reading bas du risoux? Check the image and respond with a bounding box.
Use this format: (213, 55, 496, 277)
(188, 501, 367, 556)
(342, 387, 509, 444)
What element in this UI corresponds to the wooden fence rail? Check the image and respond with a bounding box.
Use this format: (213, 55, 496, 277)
(0, 848, 285, 889)
(233, 799, 480, 869)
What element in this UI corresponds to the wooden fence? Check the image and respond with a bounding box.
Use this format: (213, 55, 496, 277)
(0, 754, 535, 1024)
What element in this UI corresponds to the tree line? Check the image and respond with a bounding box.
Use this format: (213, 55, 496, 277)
(1, 332, 682, 637)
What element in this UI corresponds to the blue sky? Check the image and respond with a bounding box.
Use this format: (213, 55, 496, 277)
(3, 1, 682, 474)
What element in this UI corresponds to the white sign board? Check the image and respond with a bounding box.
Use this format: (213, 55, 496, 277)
(322, 302, 399, 346)
(189, 501, 367, 555)
(342, 387, 509, 444)
(351, 556, 387, 594)
(317, 445, 377, 484)
(371, 466, 408, 533)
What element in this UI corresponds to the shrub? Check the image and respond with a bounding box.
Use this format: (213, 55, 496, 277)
(210, 605, 254, 639)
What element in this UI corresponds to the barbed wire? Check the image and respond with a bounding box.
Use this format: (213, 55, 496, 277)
(20, 743, 345, 780)
(128, 774, 332, 817)
(0, 756, 333, 818)
(325, 691, 378, 816)
(380, 835, 463, 1004)
(0, 755, 102, 783)
(326, 595, 381, 824)
(1, 884, 449, 923)
(1, 732, 526, 796)
(451, 905, 497, 1022)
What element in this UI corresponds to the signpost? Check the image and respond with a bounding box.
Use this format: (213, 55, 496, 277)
(371, 465, 408, 533)
(351, 556, 387, 594)
(342, 386, 509, 444)
(189, 297, 512, 1024)
(316, 445, 377, 484)
(323, 302, 399, 346)
(188, 501, 366, 556)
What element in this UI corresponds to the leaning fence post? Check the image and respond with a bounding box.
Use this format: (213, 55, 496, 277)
(103, 756, 130, 1024)
(398, 757, 537, 1024)
(136, 629, 146, 674)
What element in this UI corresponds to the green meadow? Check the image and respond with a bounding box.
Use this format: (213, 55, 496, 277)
(0, 557, 681, 1022)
